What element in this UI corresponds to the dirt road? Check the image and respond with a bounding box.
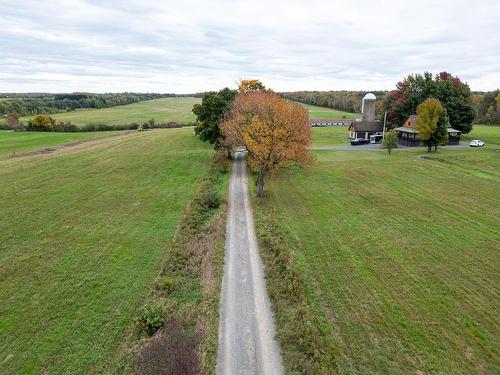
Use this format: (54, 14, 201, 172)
(217, 151, 283, 375)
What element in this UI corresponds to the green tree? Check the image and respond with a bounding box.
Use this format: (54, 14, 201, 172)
(381, 129, 398, 154)
(416, 98, 448, 152)
(28, 114, 54, 131)
(384, 72, 475, 133)
(193, 88, 236, 150)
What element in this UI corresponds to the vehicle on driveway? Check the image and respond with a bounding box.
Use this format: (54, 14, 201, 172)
(351, 138, 370, 145)
(470, 140, 485, 147)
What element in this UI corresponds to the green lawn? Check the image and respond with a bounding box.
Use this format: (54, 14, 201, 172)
(0, 128, 214, 373)
(257, 146, 500, 373)
(299, 102, 359, 119)
(463, 125, 500, 146)
(13, 97, 200, 126)
(0, 130, 119, 160)
(312, 126, 351, 146)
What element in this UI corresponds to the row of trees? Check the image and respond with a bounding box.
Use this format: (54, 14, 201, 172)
(472, 90, 500, 124)
(280, 90, 387, 116)
(193, 80, 311, 197)
(0, 93, 174, 117)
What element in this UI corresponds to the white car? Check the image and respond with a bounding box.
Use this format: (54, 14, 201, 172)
(470, 140, 485, 147)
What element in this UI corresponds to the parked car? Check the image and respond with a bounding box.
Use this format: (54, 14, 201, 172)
(351, 138, 370, 145)
(470, 140, 485, 147)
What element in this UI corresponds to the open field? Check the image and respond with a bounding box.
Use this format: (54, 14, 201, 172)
(256, 146, 500, 373)
(312, 126, 350, 146)
(1, 97, 200, 126)
(0, 130, 120, 160)
(0, 128, 216, 373)
(299, 102, 358, 119)
(462, 125, 500, 146)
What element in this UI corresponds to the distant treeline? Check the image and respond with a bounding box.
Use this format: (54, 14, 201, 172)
(0, 93, 181, 117)
(280, 91, 387, 116)
(472, 90, 500, 124)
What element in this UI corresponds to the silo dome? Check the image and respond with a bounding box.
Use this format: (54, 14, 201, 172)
(363, 93, 376, 100)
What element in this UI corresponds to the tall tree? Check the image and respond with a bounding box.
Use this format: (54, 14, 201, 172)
(221, 91, 312, 197)
(384, 72, 475, 133)
(192, 88, 236, 148)
(416, 98, 448, 152)
(238, 79, 267, 93)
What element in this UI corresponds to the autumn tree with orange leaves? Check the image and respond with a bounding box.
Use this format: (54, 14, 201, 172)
(221, 91, 312, 197)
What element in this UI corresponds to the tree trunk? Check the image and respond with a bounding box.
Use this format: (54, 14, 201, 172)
(256, 169, 267, 197)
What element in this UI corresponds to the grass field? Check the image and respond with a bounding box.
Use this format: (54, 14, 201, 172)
(256, 146, 499, 373)
(299, 102, 359, 119)
(0, 128, 216, 373)
(4, 97, 200, 126)
(0, 130, 120, 159)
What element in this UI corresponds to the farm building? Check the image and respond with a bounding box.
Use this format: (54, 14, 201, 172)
(310, 118, 353, 127)
(348, 93, 383, 139)
(394, 115, 462, 146)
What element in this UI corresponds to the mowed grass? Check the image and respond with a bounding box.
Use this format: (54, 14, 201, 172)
(299, 102, 358, 119)
(0, 130, 119, 160)
(312, 126, 351, 146)
(259, 147, 499, 373)
(15, 97, 200, 126)
(0, 128, 214, 373)
(463, 125, 500, 146)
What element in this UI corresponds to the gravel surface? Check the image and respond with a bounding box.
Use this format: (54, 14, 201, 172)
(217, 151, 283, 375)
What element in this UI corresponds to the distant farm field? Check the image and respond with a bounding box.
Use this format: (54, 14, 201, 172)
(0, 130, 119, 159)
(299, 102, 358, 119)
(15, 97, 200, 126)
(256, 145, 500, 373)
(0, 128, 214, 373)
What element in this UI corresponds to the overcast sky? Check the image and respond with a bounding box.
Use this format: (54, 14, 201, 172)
(1, 0, 499, 93)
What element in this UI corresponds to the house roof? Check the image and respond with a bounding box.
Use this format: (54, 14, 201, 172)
(394, 126, 418, 133)
(349, 120, 383, 132)
(447, 128, 461, 133)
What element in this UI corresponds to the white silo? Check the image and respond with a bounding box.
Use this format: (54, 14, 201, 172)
(361, 93, 376, 121)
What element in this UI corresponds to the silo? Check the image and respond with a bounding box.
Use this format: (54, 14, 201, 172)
(361, 93, 376, 121)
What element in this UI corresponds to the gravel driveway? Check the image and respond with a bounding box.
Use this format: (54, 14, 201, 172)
(217, 151, 283, 375)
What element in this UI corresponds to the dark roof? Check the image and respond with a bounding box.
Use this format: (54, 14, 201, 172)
(309, 118, 353, 123)
(349, 120, 383, 132)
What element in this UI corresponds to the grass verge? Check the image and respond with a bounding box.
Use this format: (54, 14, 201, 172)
(251, 182, 338, 374)
(112, 166, 228, 374)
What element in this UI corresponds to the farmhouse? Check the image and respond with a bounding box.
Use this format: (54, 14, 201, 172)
(348, 93, 383, 139)
(394, 115, 462, 146)
(310, 118, 353, 127)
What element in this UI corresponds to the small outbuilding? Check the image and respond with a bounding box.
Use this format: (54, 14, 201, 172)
(348, 120, 383, 140)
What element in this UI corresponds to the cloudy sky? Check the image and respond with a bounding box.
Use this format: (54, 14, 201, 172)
(1, 0, 499, 93)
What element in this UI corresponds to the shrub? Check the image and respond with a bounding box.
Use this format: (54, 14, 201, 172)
(27, 114, 54, 131)
(134, 320, 200, 375)
(159, 276, 175, 293)
(213, 149, 230, 172)
(200, 189, 221, 210)
(138, 299, 170, 335)
(81, 123, 96, 132)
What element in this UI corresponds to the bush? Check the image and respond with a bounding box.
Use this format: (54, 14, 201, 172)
(159, 276, 176, 293)
(200, 189, 221, 209)
(134, 320, 200, 375)
(213, 149, 230, 172)
(138, 300, 170, 335)
(27, 114, 54, 131)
